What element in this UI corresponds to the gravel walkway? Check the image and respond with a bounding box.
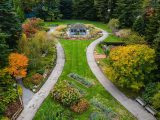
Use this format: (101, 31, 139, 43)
(17, 42, 65, 120)
(86, 30, 156, 120)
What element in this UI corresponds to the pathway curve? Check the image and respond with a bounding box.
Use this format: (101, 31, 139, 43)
(86, 30, 156, 120)
(17, 42, 65, 120)
(18, 80, 34, 106)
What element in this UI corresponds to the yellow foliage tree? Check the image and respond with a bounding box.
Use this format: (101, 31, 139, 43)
(107, 44, 156, 91)
(8, 53, 28, 78)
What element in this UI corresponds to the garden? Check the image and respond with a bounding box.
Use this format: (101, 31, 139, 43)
(34, 20, 135, 120)
(0, 0, 160, 120)
(95, 18, 160, 118)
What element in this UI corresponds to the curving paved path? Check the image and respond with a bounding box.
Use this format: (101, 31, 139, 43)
(17, 42, 65, 120)
(18, 79, 34, 106)
(86, 30, 156, 120)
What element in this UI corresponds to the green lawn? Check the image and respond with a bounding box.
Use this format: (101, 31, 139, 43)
(34, 20, 135, 120)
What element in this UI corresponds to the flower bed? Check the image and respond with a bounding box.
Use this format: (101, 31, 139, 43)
(68, 82, 86, 95)
(51, 81, 90, 114)
(90, 98, 117, 119)
(68, 73, 93, 88)
(52, 24, 103, 40)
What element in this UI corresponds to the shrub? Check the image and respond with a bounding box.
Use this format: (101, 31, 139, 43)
(70, 99, 89, 113)
(17, 85, 23, 96)
(55, 25, 67, 32)
(152, 92, 160, 109)
(108, 19, 120, 31)
(116, 29, 131, 38)
(22, 18, 45, 38)
(142, 83, 158, 104)
(123, 32, 146, 45)
(51, 81, 81, 106)
(8, 53, 29, 78)
(108, 45, 156, 91)
(31, 73, 43, 85)
(85, 24, 95, 29)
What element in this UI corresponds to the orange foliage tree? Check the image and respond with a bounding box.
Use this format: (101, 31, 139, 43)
(8, 53, 29, 78)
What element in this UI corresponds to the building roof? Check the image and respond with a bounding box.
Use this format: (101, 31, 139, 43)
(70, 23, 86, 30)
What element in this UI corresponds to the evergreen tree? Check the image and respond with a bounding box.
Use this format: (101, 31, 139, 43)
(94, 0, 110, 22)
(72, 0, 97, 20)
(132, 16, 145, 35)
(0, 32, 10, 68)
(0, 0, 21, 48)
(35, 0, 62, 21)
(60, 0, 73, 19)
(144, 2, 160, 44)
(114, 0, 143, 28)
(153, 28, 160, 81)
(12, 0, 25, 20)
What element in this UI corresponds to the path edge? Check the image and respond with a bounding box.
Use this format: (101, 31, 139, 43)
(86, 30, 156, 120)
(17, 42, 65, 120)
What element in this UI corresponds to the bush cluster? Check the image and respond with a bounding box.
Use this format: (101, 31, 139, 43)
(51, 81, 81, 106)
(70, 99, 89, 113)
(22, 18, 45, 38)
(51, 81, 90, 113)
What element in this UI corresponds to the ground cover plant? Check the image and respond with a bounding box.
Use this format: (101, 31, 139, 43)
(68, 73, 93, 88)
(0, 69, 20, 119)
(34, 20, 135, 120)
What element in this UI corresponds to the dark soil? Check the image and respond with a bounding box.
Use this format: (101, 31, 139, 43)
(5, 99, 22, 118)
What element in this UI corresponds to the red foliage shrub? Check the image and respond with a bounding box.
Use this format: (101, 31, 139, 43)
(31, 73, 43, 85)
(70, 99, 89, 113)
(22, 18, 44, 38)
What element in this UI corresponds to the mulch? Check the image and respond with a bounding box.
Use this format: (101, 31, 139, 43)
(5, 99, 21, 118)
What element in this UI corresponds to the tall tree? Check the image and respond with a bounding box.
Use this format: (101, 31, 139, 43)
(95, 0, 113, 22)
(0, 0, 21, 48)
(73, 0, 97, 20)
(12, 0, 25, 20)
(0, 32, 10, 68)
(153, 28, 160, 81)
(114, 0, 143, 28)
(60, 0, 73, 19)
(35, 0, 62, 21)
(132, 16, 145, 35)
(144, 1, 160, 44)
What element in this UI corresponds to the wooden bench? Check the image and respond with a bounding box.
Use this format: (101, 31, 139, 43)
(145, 105, 157, 116)
(135, 97, 146, 106)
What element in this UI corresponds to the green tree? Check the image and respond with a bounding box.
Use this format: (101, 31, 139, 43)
(94, 0, 110, 22)
(153, 28, 160, 81)
(114, 0, 143, 27)
(132, 16, 145, 35)
(35, 0, 62, 21)
(0, 0, 21, 48)
(144, 4, 160, 44)
(12, 0, 25, 20)
(60, 0, 73, 19)
(72, 0, 97, 20)
(0, 32, 10, 68)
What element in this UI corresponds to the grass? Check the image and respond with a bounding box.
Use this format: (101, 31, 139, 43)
(34, 20, 135, 120)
